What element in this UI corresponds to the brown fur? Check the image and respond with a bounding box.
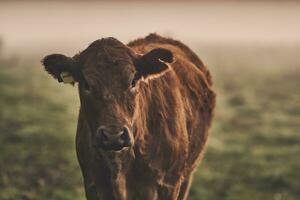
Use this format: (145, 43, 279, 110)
(42, 33, 215, 200)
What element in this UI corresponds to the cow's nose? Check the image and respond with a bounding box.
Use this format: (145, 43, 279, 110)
(95, 126, 132, 151)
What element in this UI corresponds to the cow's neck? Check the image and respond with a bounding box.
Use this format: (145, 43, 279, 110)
(100, 149, 135, 200)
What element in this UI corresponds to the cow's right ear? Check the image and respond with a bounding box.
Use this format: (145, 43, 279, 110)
(134, 48, 173, 80)
(42, 54, 80, 84)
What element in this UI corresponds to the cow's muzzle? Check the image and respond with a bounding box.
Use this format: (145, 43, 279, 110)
(94, 125, 133, 151)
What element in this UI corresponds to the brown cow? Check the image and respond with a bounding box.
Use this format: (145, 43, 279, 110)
(42, 33, 215, 200)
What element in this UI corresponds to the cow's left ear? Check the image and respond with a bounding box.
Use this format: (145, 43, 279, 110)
(134, 48, 173, 80)
(42, 54, 81, 84)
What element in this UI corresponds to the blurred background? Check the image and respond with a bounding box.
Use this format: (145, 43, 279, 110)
(0, 1, 299, 200)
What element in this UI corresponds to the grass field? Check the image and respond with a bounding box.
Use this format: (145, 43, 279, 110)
(0, 44, 299, 200)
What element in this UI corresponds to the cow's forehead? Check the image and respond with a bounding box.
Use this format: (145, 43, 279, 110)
(76, 38, 135, 89)
(82, 50, 134, 76)
(77, 37, 134, 71)
(78, 38, 133, 76)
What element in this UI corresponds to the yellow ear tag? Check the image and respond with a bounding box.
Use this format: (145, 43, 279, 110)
(60, 72, 75, 84)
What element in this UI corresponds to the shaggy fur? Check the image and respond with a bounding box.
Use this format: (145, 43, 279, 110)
(42, 33, 216, 200)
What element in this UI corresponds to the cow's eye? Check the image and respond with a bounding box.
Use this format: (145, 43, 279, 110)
(131, 73, 140, 88)
(128, 73, 140, 95)
(131, 79, 137, 88)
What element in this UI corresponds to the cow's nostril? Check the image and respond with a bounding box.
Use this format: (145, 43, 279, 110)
(95, 126, 132, 151)
(120, 127, 129, 140)
(98, 128, 109, 141)
(120, 132, 126, 140)
(120, 127, 132, 148)
(101, 133, 109, 141)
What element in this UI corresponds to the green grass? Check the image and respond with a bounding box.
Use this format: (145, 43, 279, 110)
(0, 57, 84, 200)
(0, 46, 299, 200)
(189, 46, 300, 200)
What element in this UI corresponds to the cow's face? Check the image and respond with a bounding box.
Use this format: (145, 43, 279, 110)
(42, 38, 173, 154)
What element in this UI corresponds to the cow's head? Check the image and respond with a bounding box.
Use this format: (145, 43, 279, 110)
(42, 38, 173, 156)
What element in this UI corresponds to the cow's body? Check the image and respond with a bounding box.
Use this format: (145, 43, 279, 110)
(43, 33, 215, 200)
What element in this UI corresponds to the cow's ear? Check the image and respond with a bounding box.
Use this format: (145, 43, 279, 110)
(42, 54, 80, 84)
(135, 48, 173, 79)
